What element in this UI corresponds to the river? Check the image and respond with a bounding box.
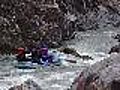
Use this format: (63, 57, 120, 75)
(0, 28, 120, 90)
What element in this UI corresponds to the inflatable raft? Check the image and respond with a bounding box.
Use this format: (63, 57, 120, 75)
(15, 61, 38, 69)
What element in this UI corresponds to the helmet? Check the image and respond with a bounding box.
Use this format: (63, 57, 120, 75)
(17, 47, 25, 55)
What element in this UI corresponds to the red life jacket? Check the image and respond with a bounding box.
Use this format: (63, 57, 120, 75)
(17, 47, 25, 57)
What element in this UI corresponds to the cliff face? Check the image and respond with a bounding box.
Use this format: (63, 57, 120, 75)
(0, 0, 120, 54)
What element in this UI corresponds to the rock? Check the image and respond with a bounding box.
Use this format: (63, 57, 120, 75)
(58, 47, 81, 57)
(71, 53, 120, 90)
(114, 34, 120, 42)
(9, 79, 42, 90)
(49, 41, 61, 48)
(58, 47, 93, 60)
(111, 80, 120, 90)
(58, 47, 77, 54)
(109, 44, 120, 54)
(66, 60, 77, 64)
(79, 55, 94, 60)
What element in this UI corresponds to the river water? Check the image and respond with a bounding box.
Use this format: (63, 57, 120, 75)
(0, 28, 120, 90)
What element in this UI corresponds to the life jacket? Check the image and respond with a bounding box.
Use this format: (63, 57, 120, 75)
(17, 47, 25, 58)
(41, 48, 48, 56)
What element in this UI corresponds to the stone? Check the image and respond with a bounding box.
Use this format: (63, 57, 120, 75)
(109, 44, 120, 54)
(9, 79, 42, 90)
(114, 34, 120, 42)
(70, 53, 120, 90)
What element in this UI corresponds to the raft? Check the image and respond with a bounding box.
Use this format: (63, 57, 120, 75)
(15, 61, 38, 69)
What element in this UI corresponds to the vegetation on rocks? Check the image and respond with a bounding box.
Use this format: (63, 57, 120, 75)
(0, 0, 76, 54)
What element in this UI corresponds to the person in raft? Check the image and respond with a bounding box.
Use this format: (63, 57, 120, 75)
(16, 47, 26, 62)
(40, 44, 53, 66)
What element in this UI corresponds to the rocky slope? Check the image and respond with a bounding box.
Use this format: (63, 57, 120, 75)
(71, 53, 120, 90)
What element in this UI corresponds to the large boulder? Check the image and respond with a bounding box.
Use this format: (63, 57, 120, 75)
(70, 53, 120, 90)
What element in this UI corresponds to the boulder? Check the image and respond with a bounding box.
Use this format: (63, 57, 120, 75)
(70, 53, 120, 90)
(58, 47, 93, 60)
(109, 44, 120, 54)
(114, 34, 120, 42)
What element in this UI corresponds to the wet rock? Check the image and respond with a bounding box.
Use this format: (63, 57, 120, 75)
(114, 34, 120, 42)
(109, 44, 120, 54)
(79, 55, 94, 60)
(58, 47, 77, 54)
(58, 47, 93, 60)
(58, 47, 82, 58)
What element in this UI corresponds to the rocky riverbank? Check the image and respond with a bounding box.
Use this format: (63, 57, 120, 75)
(0, 0, 120, 90)
(0, 27, 119, 90)
(0, 0, 120, 54)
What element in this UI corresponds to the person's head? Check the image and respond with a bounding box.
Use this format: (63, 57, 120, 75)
(41, 43, 48, 48)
